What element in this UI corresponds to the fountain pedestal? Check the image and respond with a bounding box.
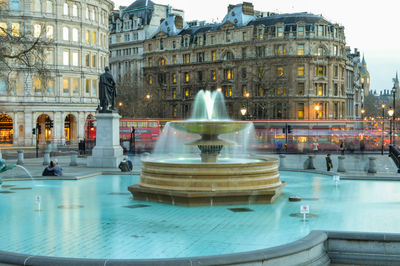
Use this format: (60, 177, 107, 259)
(87, 113, 123, 168)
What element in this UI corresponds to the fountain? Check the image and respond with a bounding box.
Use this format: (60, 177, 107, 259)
(0, 159, 16, 184)
(128, 90, 284, 206)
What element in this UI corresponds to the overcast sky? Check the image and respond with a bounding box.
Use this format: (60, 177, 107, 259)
(113, 0, 400, 93)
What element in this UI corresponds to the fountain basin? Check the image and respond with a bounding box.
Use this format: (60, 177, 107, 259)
(169, 120, 250, 135)
(128, 156, 284, 206)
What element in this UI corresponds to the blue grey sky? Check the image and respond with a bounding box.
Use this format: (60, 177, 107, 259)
(113, 0, 400, 93)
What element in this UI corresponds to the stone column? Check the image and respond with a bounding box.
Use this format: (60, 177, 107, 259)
(17, 150, 24, 165)
(279, 154, 286, 170)
(337, 156, 346, 172)
(367, 157, 377, 173)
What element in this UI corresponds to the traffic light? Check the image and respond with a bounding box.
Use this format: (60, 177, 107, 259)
(32, 128, 36, 135)
(282, 127, 286, 133)
(288, 125, 292, 133)
(37, 125, 42, 135)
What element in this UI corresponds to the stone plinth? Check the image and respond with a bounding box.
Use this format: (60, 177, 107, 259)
(87, 112, 123, 168)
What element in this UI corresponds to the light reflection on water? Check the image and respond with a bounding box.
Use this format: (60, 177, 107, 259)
(0, 172, 400, 259)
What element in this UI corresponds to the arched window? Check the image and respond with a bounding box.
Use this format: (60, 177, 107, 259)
(46, 0, 53, 14)
(224, 51, 234, 60)
(62, 26, 69, 41)
(72, 4, 78, 16)
(63, 2, 69, 16)
(72, 28, 78, 42)
(46, 25, 54, 39)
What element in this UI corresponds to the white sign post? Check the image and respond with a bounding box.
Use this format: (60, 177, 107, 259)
(300, 205, 309, 221)
(35, 195, 41, 211)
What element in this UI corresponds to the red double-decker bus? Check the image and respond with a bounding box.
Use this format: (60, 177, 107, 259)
(85, 118, 161, 152)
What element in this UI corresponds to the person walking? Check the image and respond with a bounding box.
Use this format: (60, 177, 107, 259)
(326, 154, 333, 171)
(312, 141, 319, 154)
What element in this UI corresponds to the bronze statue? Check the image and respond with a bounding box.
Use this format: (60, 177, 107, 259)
(99, 66, 116, 113)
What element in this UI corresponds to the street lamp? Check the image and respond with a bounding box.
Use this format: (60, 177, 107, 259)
(314, 104, 320, 119)
(388, 107, 394, 145)
(382, 104, 385, 155)
(240, 105, 247, 120)
(145, 93, 151, 117)
(245, 92, 250, 119)
(361, 108, 365, 119)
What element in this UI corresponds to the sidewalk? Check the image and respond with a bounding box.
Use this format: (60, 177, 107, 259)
(1, 152, 399, 181)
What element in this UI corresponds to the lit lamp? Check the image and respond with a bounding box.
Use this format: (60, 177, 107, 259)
(388, 107, 394, 145)
(392, 85, 397, 145)
(314, 104, 320, 119)
(361, 108, 365, 119)
(118, 102, 123, 107)
(145, 93, 151, 100)
(381, 104, 386, 155)
(245, 92, 250, 119)
(240, 105, 247, 120)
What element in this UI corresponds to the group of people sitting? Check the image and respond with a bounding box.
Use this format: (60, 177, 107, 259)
(42, 159, 63, 176)
(119, 157, 133, 172)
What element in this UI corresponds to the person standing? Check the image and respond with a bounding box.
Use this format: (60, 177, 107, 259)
(326, 154, 333, 171)
(312, 141, 319, 154)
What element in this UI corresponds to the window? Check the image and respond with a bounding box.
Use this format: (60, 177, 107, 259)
(224, 69, 233, 80)
(314, 83, 326, 96)
(148, 57, 152, 67)
(258, 28, 263, 39)
(297, 103, 304, 119)
(277, 27, 283, 37)
(63, 78, 69, 93)
(226, 30, 230, 42)
(46, 25, 53, 39)
(63, 51, 69, 65)
(183, 54, 190, 64)
(242, 86, 248, 97)
(92, 31, 96, 45)
(277, 66, 284, 77)
(148, 75, 152, 85)
(148, 43, 152, 51)
(210, 35, 215, 44)
(72, 28, 78, 42)
(333, 45, 338, 56)
(11, 0, 21, 10)
(256, 46, 265, 57)
(72, 78, 79, 93)
(160, 39, 163, 50)
(223, 86, 232, 97)
(63, 3, 69, 16)
(172, 40, 176, 48)
(184, 37, 189, 47)
(242, 47, 247, 59)
(297, 26, 304, 36)
(85, 30, 89, 44)
(225, 51, 234, 60)
(172, 55, 176, 64)
(297, 83, 304, 95)
(0, 22, 7, 36)
(158, 58, 166, 66)
(316, 47, 324, 56)
(257, 85, 263, 97)
(33, 24, 41, 38)
(198, 36, 203, 46)
(315, 65, 326, 77)
(47, 79, 55, 93)
(185, 73, 189, 82)
(91, 55, 96, 67)
(172, 88, 176, 99)
(334, 66, 338, 78)
(211, 51, 216, 62)
(92, 79, 97, 95)
(242, 32, 247, 41)
(258, 68, 263, 79)
(45, 49, 54, 64)
(198, 71, 203, 81)
(62, 27, 69, 41)
(85, 79, 90, 93)
(72, 4, 78, 16)
(72, 51, 78, 66)
(274, 44, 286, 55)
(172, 73, 176, 84)
(241, 68, 247, 79)
(297, 44, 304, 55)
(11, 23, 19, 37)
(34, 77, 41, 91)
(317, 25, 324, 36)
(46, 0, 53, 13)
(184, 88, 190, 98)
(211, 70, 216, 81)
(197, 52, 204, 62)
(297, 66, 305, 76)
(85, 54, 89, 67)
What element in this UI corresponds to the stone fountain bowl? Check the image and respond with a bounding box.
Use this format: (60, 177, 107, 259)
(169, 120, 251, 135)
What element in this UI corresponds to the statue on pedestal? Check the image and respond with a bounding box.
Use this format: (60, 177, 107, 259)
(98, 66, 116, 113)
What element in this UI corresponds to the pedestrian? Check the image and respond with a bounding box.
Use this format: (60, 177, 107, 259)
(326, 154, 333, 171)
(360, 139, 365, 154)
(119, 157, 130, 172)
(340, 141, 345, 155)
(312, 141, 319, 154)
(275, 141, 282, 153)
(42, 161, 55, 176)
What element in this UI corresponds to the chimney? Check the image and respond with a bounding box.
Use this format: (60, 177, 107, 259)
(242, 2, 254, 16)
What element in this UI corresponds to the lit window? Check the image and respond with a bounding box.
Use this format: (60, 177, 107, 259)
(226, 30, 230, 42)
(92, 31, 96, 45)
(63, 78, 69, 93)
(211, 51, 216, 62)
(211, 70, 216, 81)
(34, 77, 41, 91)
(297, 83, 304, 95)
(62, 27, 69, 41)
(297, 103, 304, 118)
(34, 24, 41, 38)
(297, 44, 304, 55)
(297, 26, 304, 36)
(172, 55, 176, 64)
(274, 45, 286, 55)
(85, 30, 89, 44)
(277, 27, 283, 37)
(46, 25, 53, 39)
(258, 28, 263, 39)
(72, 78, 79, 93)
(242, 32, 247, 41)
(0, 22, 7, 37)
(277, 67, 284, 77)
(185, 73, 189, 82)
(11, 23, 19, 37)
(85, 54, 89, 67)
(148, 75, 152, 85)
(297, 66, 305, 76)
(91, 55, 96, 67)
(172, 73, 176, 83)
(185, 88, 190, 97)
(85, 79, 90, 93)
(173, 88, 176, 99)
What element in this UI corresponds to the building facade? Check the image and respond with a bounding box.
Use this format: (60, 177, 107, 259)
(142, 2, 368, 120)
(0, 0, 113, 146)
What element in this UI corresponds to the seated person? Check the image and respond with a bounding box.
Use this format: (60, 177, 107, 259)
(119, 158, 130, 172)
(53, 159, 63, 176)
(127, 158, 133, 171)
(42, 161, 56, 176)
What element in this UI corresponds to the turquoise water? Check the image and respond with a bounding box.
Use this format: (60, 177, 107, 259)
(1, 172, 400, 259)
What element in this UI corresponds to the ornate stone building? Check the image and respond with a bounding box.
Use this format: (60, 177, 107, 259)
(142, 2, 368, 120)
(0, 0, 113, 146)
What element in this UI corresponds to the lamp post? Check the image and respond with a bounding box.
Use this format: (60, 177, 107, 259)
(145, 93, 151, 117)
(381, 104, 385, 155)
(392, 86, 396, 145)
(245, 92, 250, 120)
(240, 105, 247, 120)
(388, 107, 394, 145)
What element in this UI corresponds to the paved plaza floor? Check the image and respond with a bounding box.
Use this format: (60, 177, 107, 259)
(0, 151, 398, 180)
